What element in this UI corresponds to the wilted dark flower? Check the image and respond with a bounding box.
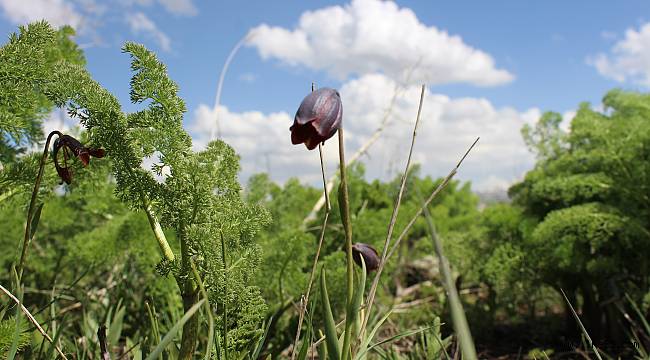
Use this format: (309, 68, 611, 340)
(290, 88, 342, 150)
(53, 134, 105, 184)
(352, 243, 380, 272)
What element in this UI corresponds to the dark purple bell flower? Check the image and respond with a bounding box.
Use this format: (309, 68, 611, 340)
(53, 134, 105, 184)
(290, 88, 342, 150)
(352, 243, 380, 273)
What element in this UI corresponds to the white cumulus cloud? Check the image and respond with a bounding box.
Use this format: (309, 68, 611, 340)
(589, 22, 650, 87)
(125, 12, 171, 52)
(189, 74, 539, 192)
(247, 0, 513, 87)
(0, 0, 83, 29)
(42, 108, 78, 137)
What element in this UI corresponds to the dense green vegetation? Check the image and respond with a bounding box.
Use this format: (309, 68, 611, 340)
(1, 22, 648, 359)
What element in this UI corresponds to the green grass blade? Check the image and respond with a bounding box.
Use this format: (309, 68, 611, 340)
(144, 301, 160, 358)
(190, 258, 215, 360)
(250, 316, 273, 360)
(8, 267, 25, 360)
(317, 330, 328, 360)
(296, 290, 317, 360)
(628, 329, 648, 359)
(108, 301, 126, 348)
(144, 299, 205, 360)
(29, 203, 44, 241)
(560, 289, 603, 360)
(367, 327, 430, 354)
(626, 293, 650, 335)
(354, 309, 393, 360)
(296, 324, 311, 360)
(320, 267, 340, 360)
(7, 311, 23, 360)
(45, 315, 68, 360)
(422, 206, 477, 360)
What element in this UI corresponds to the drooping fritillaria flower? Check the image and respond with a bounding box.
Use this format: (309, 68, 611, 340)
(53, 134, 105, 184)
(352, 243, 380, 272)
(290, 88, 342, 150)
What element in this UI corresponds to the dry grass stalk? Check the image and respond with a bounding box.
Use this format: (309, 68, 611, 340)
(361, 84, 426, 336)
(0, 284, 69, 359)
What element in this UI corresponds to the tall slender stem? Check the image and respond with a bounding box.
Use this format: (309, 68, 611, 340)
(291, 143, 331, 360)
(18, 130, 62, 280)
(338, 128, 354, 360)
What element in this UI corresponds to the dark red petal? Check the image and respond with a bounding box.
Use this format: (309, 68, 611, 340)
(311, 89, 342, 139)
(78, 150, 90, 166)
(52, 138, 65, 172)
(295, 92, 321, 125)
(291, 121, 318, 147)
(304, 134, 322, 150)
(88, 148, 105, 158)
(61, 135, 85, 156)
(55, 165, 73, 184)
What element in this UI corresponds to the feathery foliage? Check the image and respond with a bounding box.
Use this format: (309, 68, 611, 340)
(1, 21, 270, 357)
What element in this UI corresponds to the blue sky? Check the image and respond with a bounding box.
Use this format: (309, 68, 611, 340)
(2, 0, 649, 191)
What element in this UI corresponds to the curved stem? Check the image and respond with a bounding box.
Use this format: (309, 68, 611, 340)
(18, 130, 62, 279)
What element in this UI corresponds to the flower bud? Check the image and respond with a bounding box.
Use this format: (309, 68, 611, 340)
(352, 243, 380, 272)
(290, 88, 342, 150)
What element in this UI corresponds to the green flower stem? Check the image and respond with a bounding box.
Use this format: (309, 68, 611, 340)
(17, 130, 61, 280)
(291, 142, 331, 360)
(337, 128, 355, 360)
